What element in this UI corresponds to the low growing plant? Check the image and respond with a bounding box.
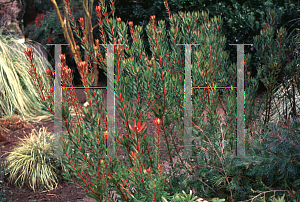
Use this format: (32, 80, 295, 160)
(2, 127, 65, 192)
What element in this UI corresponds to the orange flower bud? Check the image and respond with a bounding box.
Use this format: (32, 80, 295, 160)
(24, 48, 33, 59)
(78, 17, 84, 24)
(95, 6, 101, 13)
(154, 118, 162, 126)
(117, 17, 121, 24)
(150, 15, 156, 21)
(78, 61, 88, 73)
(66, 68, 72, 76)
(45, 69, 51, 75)
(100, 159, 105, 166)
(61, 54, 66, 64)
(129, 118, 146, 133)
(95, 39, 99, 45)
(131, 151, 137, 157)
(129, 21, 133, 28)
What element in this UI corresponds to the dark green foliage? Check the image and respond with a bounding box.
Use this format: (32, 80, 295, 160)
(20, 0, 300, 85)
(14, 0, 300, 201)
(246, 120, 300, 200)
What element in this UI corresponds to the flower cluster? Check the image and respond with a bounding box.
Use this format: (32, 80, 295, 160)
(24, 48, 34, 61)
(46, 37, 53, 44)
(34, 14, 44, 27)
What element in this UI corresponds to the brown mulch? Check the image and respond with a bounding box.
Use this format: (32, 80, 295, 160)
(0, 80, 264, 202)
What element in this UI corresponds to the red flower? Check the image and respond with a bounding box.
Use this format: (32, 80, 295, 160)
(45, 69, 51, 75)
(61, 54, 66, 64)
(131, 151, 137, 157)
(46, 37, 53, 44)
(117, 17, 121, 24)
(95, 39, 99, 45)
(150, 15, 156, 21)
(65, 68, 72, 77)
(78, 17, 84, 24)
(129, 118, 146, 133)
(50, 88, 54, 93)
(154, 118, 162, 126)
(95, 6, 101, 13)
(129, 21, 133, 28)
(77, 61, 88, 74)
(34, 14, 43, 27)
(24, 48, 33, 59)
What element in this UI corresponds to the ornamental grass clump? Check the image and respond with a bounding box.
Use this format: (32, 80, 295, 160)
(3, 127, 63, 192)
(0, 28, 54, 121)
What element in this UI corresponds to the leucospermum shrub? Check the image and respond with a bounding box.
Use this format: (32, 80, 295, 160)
(24, 0, 260, 201)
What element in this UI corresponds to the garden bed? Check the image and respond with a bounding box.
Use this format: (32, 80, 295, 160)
(0, 86, 264, 201)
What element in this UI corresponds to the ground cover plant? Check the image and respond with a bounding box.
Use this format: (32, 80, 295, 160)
(1, 0, 300, 201)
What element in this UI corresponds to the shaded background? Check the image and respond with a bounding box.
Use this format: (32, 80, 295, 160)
(1, 0, 300, 92)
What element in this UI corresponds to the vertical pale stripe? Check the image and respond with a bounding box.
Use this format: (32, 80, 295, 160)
(236, 44, 246, 157)
(53, 45, 64, 160)
(184, 44, 193, 160)
(107, 44, 116, 158)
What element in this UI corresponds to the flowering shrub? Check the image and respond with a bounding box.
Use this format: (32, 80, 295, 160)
(23, 1, 245, 200)
(23, 0, 297, 201)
